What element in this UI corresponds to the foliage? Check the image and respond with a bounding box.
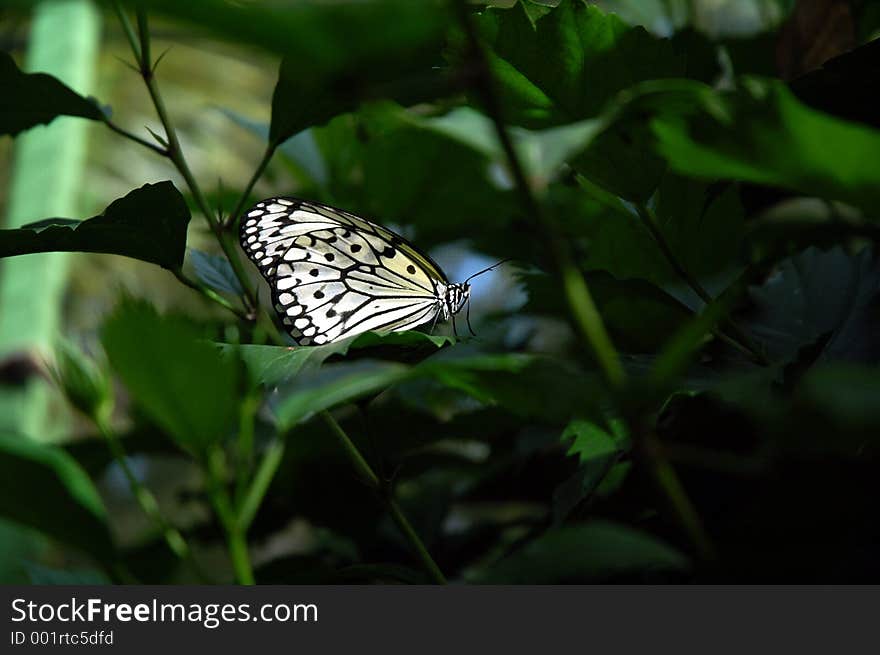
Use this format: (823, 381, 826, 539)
(1, 0, 879, 584)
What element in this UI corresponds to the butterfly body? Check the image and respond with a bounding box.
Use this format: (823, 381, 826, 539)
(239, 197, 470, 346)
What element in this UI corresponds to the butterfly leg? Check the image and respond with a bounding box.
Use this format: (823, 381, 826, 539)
(466, 297, 476, 336)
(428, 306, 441, 336)
(452, 313, 458, 338)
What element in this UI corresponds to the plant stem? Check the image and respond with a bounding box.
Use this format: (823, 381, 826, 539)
(452, 0, 624, 388)
(321, 411, 380, 487)
(321, 411, 447, 584)
(634, 204, 768, 366)
(387, 498, 448, 584)
(113, 6, 258, 312)
(234, 390, 261, 505)
(224, 144, 276, 231)
(110, 1, 140, 61)
(102, 117, 168, 156)
(205, 447, 255, 584)
(96, 416, 208, 581)
(642, 432, 716, 562)
(172, 269, 249, 320)
(237, 437, 285, 532)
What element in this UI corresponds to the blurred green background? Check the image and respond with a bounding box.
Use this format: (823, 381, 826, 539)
(1, 0, 879, 584)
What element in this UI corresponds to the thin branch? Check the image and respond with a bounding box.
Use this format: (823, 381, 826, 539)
(102, 117, 168, 156)
(642, 432, 717, 562)
(110, 2, 140, 62)
(171, 268, 250, 321)
(237, 437, 285, 532)
(116, 6, 258, 312)
(321, 411, 447, 584)
(223, 144, 276, 231)
(205, 447, 255, 585)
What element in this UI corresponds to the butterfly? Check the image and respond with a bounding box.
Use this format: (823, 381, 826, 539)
(239, 197, 505, 346)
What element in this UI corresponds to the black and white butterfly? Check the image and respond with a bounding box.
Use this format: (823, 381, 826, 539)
(239, 197, 502, 346)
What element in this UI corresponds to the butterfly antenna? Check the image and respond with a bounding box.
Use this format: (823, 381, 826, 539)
(464, 258, 514, 284)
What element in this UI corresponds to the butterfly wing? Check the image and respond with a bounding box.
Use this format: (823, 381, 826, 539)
(240, 197, 447, 345)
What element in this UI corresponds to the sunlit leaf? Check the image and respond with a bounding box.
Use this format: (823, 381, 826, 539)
(649, 78, 880, 211)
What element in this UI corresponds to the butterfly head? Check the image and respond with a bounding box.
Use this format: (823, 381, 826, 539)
(443, 282, 470, 319)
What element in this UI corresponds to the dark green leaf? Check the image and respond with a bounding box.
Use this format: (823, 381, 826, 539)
(24, 563, 110, 585)
(747, 247, 880, 364)
(362, 118, 517, 247)
(0, 432, 114, 559)
(189, 249, 243, 296)
(134, 0, 450, 81)
(523, 269, 692, 352)
(101, 301, 240, 452)
(417, 352, 603, 423)
(0, 49, 103, 136)
(274, 360, 410, 429)
(569, 174, 744, 299)
(0, 182, 190, 270)
(470, 521, 688, 582)
(571, 121, 667, 202)
(227, 331, 453, 388)
(273, 350, 600, 429)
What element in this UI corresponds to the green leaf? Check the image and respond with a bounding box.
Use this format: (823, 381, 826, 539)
(360, 110, 517, 248)
(228, 331, 453, 388)
(570, 121, 667, 202)
(747, 247, 880, 364)
(649, 78, 880, 212)
(0, 182, 190, 270)
(135, 0, 450, 80)
(274, 360, 410, 429)
(563, 418, 625, 461)
(270, 53, 451, 147)
(787, 364, 880, 452)
(101, 300, 240, 452)
(708, 363, 880, 458)
(24, 562, 110, 585)
(470, 521, 688, 582)
(523, 268, 692, 352)
(0, 49, 103, 136)
(651, 295, 732, 384)
(571, 174, 744, 300)
(0, 432, 114, 559)
(272, 350, 600, 429)
(258, 0, 452, 144)
(189, 249, 243, 296)
(417, 352, 602, 422)
(553, 418, 627, 522)
(474, 0, 688, 127)
(416, 106, 604, 188)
